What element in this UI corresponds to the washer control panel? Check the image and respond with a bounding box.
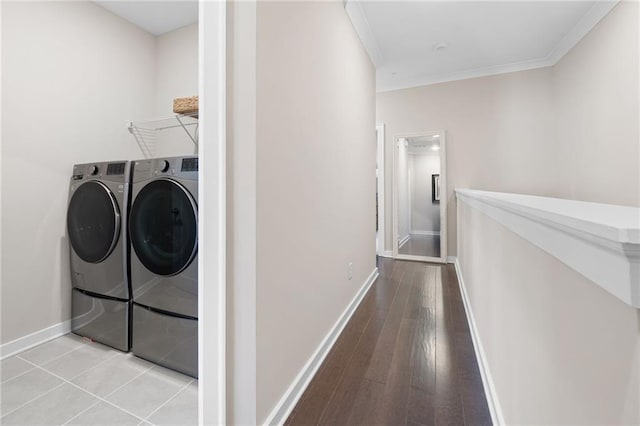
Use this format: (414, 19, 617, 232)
(71, 161, 129, 183)
(181, 158, 198, 172)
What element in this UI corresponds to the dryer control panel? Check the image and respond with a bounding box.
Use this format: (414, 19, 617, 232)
(71, 161, 130, 183)
(131, 156, 198, 183)
(181, 158, 198, 172)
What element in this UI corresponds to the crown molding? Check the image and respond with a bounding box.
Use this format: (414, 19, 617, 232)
(545, 1, 618, 64)
(352, 0, 621, 93)
(377, 56, 555, 93)
(344, 0, 383, 67)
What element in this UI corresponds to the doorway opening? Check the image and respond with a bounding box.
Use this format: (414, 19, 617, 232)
(393, 131, 447, 263)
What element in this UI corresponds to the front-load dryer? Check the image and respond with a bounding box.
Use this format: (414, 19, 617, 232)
(129, 156, 198, 378)
(67, 161, 131, 351)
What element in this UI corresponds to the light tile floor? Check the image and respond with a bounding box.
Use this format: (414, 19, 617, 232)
(0, 334, 197, 425)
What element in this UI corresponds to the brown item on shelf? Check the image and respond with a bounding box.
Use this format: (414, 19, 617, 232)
(173, 96, 199, 117)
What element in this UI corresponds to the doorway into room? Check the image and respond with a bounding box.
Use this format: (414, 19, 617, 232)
(393, 130, 447, 263)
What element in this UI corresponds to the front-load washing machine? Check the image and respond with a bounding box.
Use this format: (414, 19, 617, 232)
(129, 156, 198, 378)
(67, 161, 131, 351)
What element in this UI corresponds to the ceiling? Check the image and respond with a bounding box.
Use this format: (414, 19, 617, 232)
(405, 135, 441, 154)
(346, 1, 618, 92)
(94, 1, 198, 36)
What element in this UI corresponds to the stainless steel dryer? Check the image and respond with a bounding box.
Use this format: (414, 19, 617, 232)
(67, 161, 131, 352)
(129, 156, 198, 378)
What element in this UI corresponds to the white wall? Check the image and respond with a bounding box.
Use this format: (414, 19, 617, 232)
(455, 2, 639, 423)
(1, 1, 199, 347)
(225, 1, 376, 423)
(458, 201, 640, 424)
(377, 1, 639, 256)
(410, 153, 440, 233)
(1, 1, 156, 344)
(155, 23, 199, 158)
(397, 138, 409, 242)
(377, 67, 555, 255)
(553, 0, 639, 206)
(255, 2, 375, 421)
(225, 0, 258, 423)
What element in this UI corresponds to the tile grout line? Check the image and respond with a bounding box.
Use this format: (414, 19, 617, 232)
(0, 362, 36, 385)
(35, 360, 149, 423)
(17, 355, 152, 424)
(60, 399, 103, 426)
(64, 378, 150, 425)
(143, 378, 195, 423)
(0, 380, 68, 419)
(15, 336, 94, 369)
(60, 359, 158, 426)
(2, 339, 86, 385)
(28, 347, 122, 383)
(3, 336, 195, 425)
(100, 361, 156, 399)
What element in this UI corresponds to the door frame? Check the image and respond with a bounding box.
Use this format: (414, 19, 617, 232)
(199, 2, 226, 424)
(392, 130, 447, 263)
(376, 123, 386, 257)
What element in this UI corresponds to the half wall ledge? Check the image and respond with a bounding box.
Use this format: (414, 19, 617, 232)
(455, 189, 640, 308)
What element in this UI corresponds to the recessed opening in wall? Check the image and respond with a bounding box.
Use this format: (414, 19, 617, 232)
(0, 0, 222, 423)
(393, 131, 447, 263)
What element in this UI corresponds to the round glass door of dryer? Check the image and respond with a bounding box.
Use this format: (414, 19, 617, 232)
(67, 181, 121, 263)
(129, 179, 198, 276)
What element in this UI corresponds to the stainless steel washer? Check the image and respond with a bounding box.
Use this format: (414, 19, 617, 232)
(129, 156, 198, 378)
(67, 161, 132, 351)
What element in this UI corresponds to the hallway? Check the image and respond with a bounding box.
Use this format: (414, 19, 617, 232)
(286, 258, 491, 425)
(399, 235, 441, 258)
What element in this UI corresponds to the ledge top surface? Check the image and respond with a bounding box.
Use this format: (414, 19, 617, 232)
(455, 189, 640, 244)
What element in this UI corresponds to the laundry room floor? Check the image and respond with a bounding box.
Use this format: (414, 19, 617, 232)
(0, 334, 197, 425)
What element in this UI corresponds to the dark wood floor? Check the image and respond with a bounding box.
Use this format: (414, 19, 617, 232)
(399, 235, 441, 258)
(286, 257, 491, 426)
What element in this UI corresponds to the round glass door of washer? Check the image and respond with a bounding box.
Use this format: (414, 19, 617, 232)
(67, 181, 121, 263)
(129, 179, 198, 276)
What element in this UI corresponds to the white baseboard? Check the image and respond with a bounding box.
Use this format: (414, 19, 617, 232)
(398, 234, 410, 248)
(410, 230, 441, 236)
(378, 250, 394, 258)
(0, 320, 71, 360)
(263, 267, 380, 426)
(451, 256, 504, 425)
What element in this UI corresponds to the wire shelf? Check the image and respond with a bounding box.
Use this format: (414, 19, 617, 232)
(127, 112, 198, 159)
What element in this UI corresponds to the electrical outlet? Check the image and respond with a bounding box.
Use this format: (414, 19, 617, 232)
(348, 262, 353, 280)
